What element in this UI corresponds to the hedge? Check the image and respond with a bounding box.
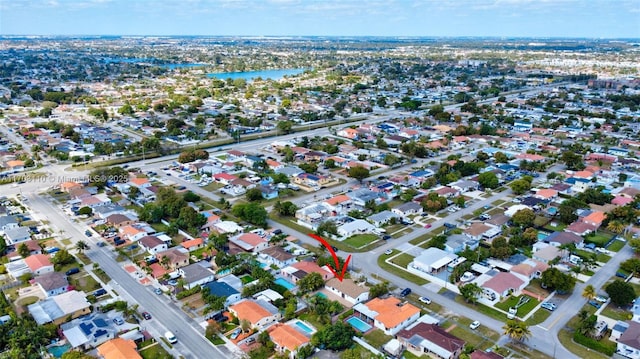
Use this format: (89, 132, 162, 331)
(573, 331, 616, 356)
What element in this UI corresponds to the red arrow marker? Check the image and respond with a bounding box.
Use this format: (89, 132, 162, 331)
(309, 233, 351, 282)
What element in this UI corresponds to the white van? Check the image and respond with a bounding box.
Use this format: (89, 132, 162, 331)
(165, 331, 177, 344)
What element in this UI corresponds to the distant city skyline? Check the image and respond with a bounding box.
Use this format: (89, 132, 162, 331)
(0, 0, 638, 39)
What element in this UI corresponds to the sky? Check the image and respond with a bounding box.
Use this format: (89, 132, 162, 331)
(0, 0, 638, 38)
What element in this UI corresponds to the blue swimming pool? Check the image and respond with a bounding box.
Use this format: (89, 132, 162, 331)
(316, 292, 327, 299)
(346, 317, 372, 332)
(537, 231, 549, 241)
(48, 343, 71, 358)
(294, 320, 314, 334)
(275, 278, 296, 290)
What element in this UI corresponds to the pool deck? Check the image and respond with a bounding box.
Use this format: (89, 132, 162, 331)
(315, 288, 355, 308)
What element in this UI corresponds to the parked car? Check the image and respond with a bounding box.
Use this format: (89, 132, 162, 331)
(588, 300, 602, 309)
(419, 297, 432, 304)
(113, 317, 124, 325)
(382, 235, 391, 240)
(165, 331, 177, 344)
(384, 249, 393, 255)
(141, 312, 152, 320)
(424, 223, 432, 228)
(594, 296, 608, 303)
(154, 288, 163, 295)
(469, 321, 481, 330)
(93, 288, 107, 297)
(167, 279, 178, 286)
(65, 267, 80, 276)
(230, 328, 242, 340)
(541, 302, 557, 311)
(400, 288, 411, 297)
(84, 230, 92, 237)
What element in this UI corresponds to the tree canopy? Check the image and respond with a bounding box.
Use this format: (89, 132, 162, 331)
(606, 280, 636, 307)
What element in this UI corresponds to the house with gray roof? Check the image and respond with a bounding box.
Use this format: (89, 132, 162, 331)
(34, 271, 69, 297)
(4, 226, 31, 244)
(392, 202, 423, 217)
(60, 313, 117, 349)
(178, 262, 215, 290)
(367, 210, 399, 227)
(337, 219, 376, 238)
(347, 188, 380, 207)
(0, 215, 18, 234)
(445, 234, 479, 254)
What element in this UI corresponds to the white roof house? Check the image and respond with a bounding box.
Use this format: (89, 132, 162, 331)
(337, 219, 376, 238)
(410, 247, 458, 274)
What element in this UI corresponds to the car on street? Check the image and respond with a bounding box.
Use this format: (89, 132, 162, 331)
(113, 317, 124, 325)
(382, 235, 391, 240)
(541, 302, 557, 311)
(384, 249, 393, 255)
(594, 295, 608, 303)
(400, 288, 411, 297)
(165, 331, 178, 344)
(419, 297, 432, 304)
(93, 288, 107, 297)
(331, 246, 339, 252)
(141, 312, 152, 320)
(424, 224, 432, 228)
(469, 321, 480, 330)
(154, 288, 163, 295)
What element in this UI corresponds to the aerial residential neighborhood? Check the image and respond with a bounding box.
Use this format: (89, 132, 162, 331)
(0, 4, 639, 359)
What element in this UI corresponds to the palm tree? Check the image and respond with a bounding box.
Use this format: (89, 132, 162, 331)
(75, 240, 89, 254)
(582, 284, 596, 301)
(607, 220, 625, 234)
(502, 320, 531, 342)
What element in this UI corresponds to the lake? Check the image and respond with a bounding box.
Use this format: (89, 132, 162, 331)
(207, 68, 305, 81)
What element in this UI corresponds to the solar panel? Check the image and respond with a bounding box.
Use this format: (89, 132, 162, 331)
(80, 322, 94, 335)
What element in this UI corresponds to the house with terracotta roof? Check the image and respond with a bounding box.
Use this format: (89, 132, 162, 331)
(510, 260, 549, 281)
(97, 338, 142, 359)
(281, 261, 334, 283)
(481, 272, 526, 300)
(582, 210, 606, 228)
(325, 278, 369, 305)
(230, 233, 268, 253)
(180, 237, 204, 252)
(534, 188, 558, 201)
(337, 128, 359, 139)
(5, 160, 25, 171)
(515, 153, 545, 162)
(128, 177, 150, 188)
(212, 173, 238, 185)
(352, 297, 420, 335)
(24, 254, 53, 276)
(397, 322, 465, 359)
(119, 225, 148, 242)
(60, 181, 83, 193)
(268, 323, 311, 359)
(138, 235, 167, 254)
(228, 299, 282, 330)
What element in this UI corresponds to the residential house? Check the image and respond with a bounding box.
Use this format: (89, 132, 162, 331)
(533, 245, 568, 264)
(393, 202, 423, 217)
(24, 254, 53, 276)
(180, 238, 204, 252)
(178, 263, 215, 289)
(367, 210, 399, 227)
(510, 260, 549, 281)
(470, 350, 504, 359)
(229, 233, 269, 253)
(617, 320, 640, 359)
(33, 271, 69, 297)
(4, 226, 31, 244)
(228, 299, 282, 330)
(544, 231, 583, 247)
(59, 181, 83, 193)
(632, 297, 640, 323)
(338, 128, 359, 140)
(0, 215, 18, 234)
(293, 173, 332, 190)
(295, 203, 334, 229)
(105, 213, 135, 228)
(352, 297, 420, 335)
(397, 322, 465, 359)
(96, 338, 142, 359)
(258, 246, 296, 268)
(534, 189, 558, 201)
(481, 272, 526, 299)
(464, 223, 501, 242)
(61, 313, 118, 350)
(268, 323, 311, 359)
(28, 290, 92, 325)
(433, 186, 460, 199)
(260, 185, 279, 200)
(450, 180, 480, 193)
(337, 219, 377, 238)
(348, 188, 381, 207)
(202, 281, 242, 308)
(410, 248, 458, 274)
(445, 234, 479, 254)
(138, 236, 167, 255)
(281, 261, 334, 283)
(119, 225, 148, 242)
(324, 278, 370, 305)
(156, 248, 190, 270)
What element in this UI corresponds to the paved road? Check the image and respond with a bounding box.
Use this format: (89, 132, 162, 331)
(26, 193, 233, 359)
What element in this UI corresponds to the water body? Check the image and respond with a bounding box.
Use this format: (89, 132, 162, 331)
(207, 68, 305, 81)
(101, 57, 205, 68)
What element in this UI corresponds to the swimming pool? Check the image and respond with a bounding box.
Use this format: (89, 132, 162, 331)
(48, 343, 71, 358)
(316, 292, 327, 299)
(274, 278, 296, 290)
(294, 320, 315, 334)
(537, 231, 549, 241)
(346, 317, 372, 332)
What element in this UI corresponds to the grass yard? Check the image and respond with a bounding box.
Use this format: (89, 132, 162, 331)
(601, 303, 630, 321)
(584, 232, 614, 246)
(455, 296, 509, 322)
(363, 329, 392, 348)
(377, 252, 429, 285)
(494, 295, 539, 317)
(409, 231, 435, 245)
(390, 253, 415, 268)
(93, 268, 111, 284)
(448, 326, 492, 350)
(70, 274, 101, 293)
(240, 275, 255, 284)
(150, 222, 169, 233)
(607, 239, 626, 252)
(343, 234, 379, 248)
(525, 308, 553, 325)
(140, 342, 173, 359)
(544, 222, 567, 232)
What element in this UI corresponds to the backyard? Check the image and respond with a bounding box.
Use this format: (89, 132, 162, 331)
(343, 234, 379, 248)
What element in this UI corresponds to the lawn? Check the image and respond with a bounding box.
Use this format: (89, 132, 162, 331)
(343, 234, 379, 248)
(377, 252, 429, 285)
(455, 296, 509, 322)
(448, 326, 492, 350)
(601, 303, 631, 321)
(93, 268, 111, 284)
(390, 253, 415, 268)
(150, 222, 169, 233)
(494, 295, 539, 317)
(139, 342, 173, 359)
(525, 308, 552, 326)
(584, 232, 614, 246)
(409, 231, 435, 245)
(363, 329, 392, 348)
(524, 279, 551, 298)
(402, 351, 429, 359)
(70, 274, 101, 293)
(607, 239, 626, 252)
(544, 222, 566, 232)
(240, 275, 255, 284)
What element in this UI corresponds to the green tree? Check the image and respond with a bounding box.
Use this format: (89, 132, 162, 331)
(61, 352, 95, 359)
(17, 243, 30, 258)
(510, 179, 531, 195)
(77, 206, 92, 216)
(348, 166, 370, 183)
(311, 321, 355, 351)
(75, 240, 89, 254)
(316, 221, 338, 237)
(511, 208, 536, 228)
(493, 152, 508, 163)
(477, 171, 499, 189)
(274, 201, 298, 217)
(231, 202, 268, 228)
(561, 151, 586, 171)
(245, 188, 264, 202)
(582, 284, 596, 301)
(183, 191, 201, 203)
(369, 281, 390, 298)
(606, 280, 636, 307)
(297, 272, 325, 294)
(502, 320, 531, 342)
(490, 237, 511, 259)
(460, 283, 483, 304)
(541, 267, 576, 294)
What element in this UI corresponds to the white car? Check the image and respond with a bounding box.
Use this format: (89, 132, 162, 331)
(469, 321, 480, 330)
(165, 331, 177, 344)
(384, 249, 393, 255)
(419, 297, 432, 304)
